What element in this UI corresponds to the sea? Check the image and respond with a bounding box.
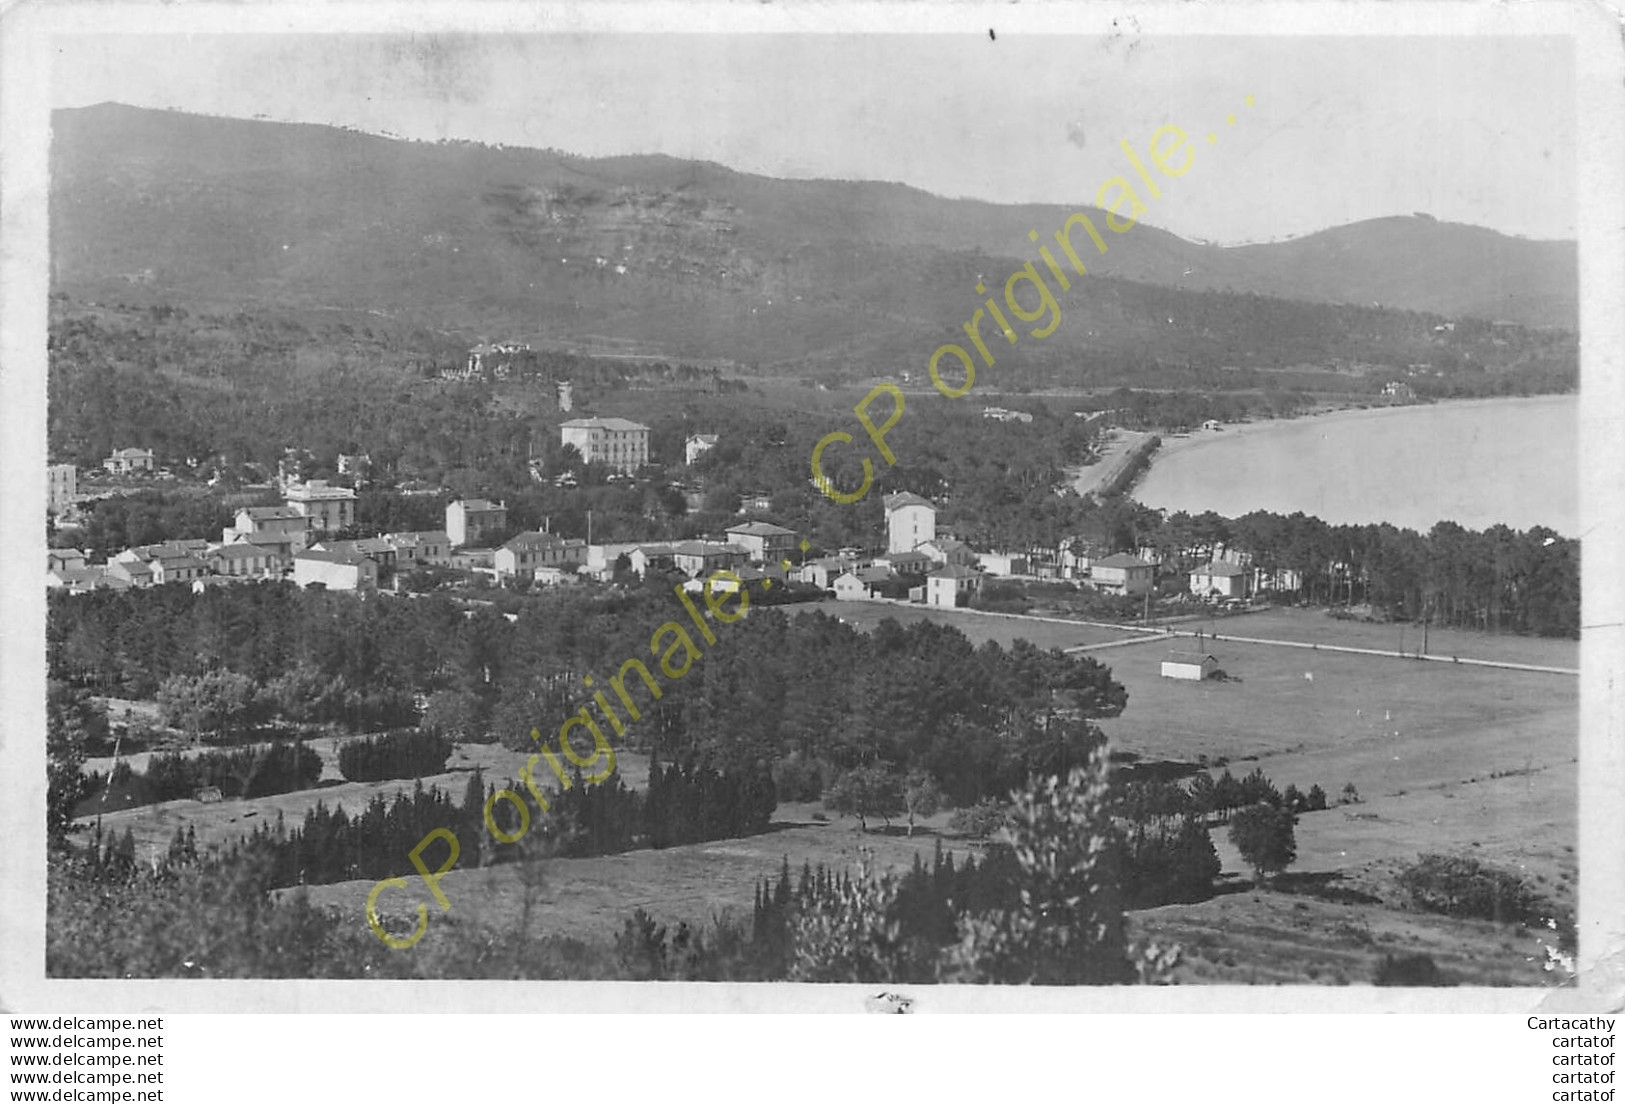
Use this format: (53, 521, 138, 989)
(1130, 394, 1579, 536)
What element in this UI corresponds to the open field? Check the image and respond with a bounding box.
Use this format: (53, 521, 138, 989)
(1175, 606, 1578, 669)
(1097, 631, 1574, 765)
(87, 598, 1576, 983)
(804, 599, 1148, 650)
(298, 801, 974, 945)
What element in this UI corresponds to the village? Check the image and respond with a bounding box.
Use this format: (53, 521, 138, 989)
(48, 415, 1290, 616)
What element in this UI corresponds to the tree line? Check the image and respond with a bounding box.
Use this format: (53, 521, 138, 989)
(85, 742, 322, 811)
(198, 753, 779, 894)
(337, 729, 453, 784)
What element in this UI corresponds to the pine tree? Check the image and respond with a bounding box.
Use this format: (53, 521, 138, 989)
(115, 827, 137, 870)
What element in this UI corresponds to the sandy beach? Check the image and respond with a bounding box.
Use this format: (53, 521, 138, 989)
(1128, 393, 1578, 534)
(1145, 394, 1576, 467)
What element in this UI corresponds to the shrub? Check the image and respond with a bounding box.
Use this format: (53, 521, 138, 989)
(948, 798, 1009, 839)
(1396, 854, 1546, 925)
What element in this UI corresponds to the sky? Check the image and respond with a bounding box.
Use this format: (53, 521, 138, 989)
(51, 31, 1575, 245)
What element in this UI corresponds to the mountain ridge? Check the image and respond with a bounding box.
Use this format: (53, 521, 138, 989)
(49, 103, 1577, 371)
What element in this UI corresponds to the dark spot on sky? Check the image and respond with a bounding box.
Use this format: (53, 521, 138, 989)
(989, 28, 996, 41)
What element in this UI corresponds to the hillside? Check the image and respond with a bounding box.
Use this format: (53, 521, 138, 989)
(49, 104, 1577, 377)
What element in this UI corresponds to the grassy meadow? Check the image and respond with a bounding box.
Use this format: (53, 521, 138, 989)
(87, 598, 1577, 985)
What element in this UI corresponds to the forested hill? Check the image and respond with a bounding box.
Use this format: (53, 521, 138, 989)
(51, 104, 1575, 375)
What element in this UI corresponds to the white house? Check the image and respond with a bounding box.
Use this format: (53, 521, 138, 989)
(831, 571, 871, 601)
(446, 499, 508, 548)
(883, 491, 936, 555)
(920, 537, 978, 568)
(793, 556, 850, 590)
(105, 559, 155, 588)
(47, 548, 87, 573)
(48, 567, 110, 593)
(116, 540, 210, 564)
(1190, 561, 1252, 600)
(628, 544, 679, 579)
(312, 537, 398, 573)
(560, 417, 650, 475)
(495, 532, 588, 579)
(284, 479, 357, 535)
(684, 433, 719, 466)
(671, 541, 749, 578)
(293, 549, 378, 591)
(926, 564, 983, 608)
(223, 506, 312, 551)
(725, 521, 797, 563)
(148, 554, 210, 586)
(387, 530, 453, 565)
(585, 541, 644, 577)
(1161, 652, 1219, 681)
(875, 550, 935, 576)
(1089, 553, 1155, 596)
(209, 543, 286, 578)
(103, 447, 154, 474)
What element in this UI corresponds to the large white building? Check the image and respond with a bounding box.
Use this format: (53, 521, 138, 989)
(883, 491, 936, 555)
(560, 417, 650, 475)
(284, 479, 357, 535)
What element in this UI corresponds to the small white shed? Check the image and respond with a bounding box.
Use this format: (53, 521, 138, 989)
(1161, 651, 1219, 681)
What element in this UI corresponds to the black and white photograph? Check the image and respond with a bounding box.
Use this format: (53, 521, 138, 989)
(3, 1, 1622, 1018)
